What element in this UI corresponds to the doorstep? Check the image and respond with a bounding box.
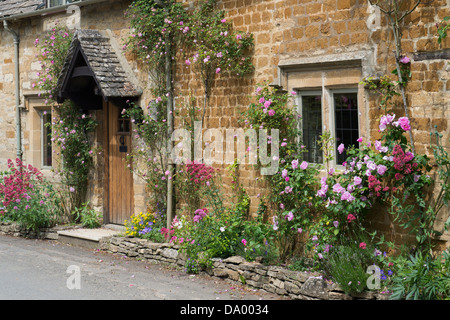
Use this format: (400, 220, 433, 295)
(57, 225, 124, 250)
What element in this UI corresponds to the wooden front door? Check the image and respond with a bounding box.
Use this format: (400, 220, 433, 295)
(104, 101, 134, 225)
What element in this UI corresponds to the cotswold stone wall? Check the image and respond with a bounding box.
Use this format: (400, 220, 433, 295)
(0, 0, 447, 246)
(0, 221, 66, 240)
(105, 236, 389, 300)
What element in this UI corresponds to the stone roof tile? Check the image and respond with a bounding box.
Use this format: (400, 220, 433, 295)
(0, 0, 41, 18)
(57, 29, 141, 100)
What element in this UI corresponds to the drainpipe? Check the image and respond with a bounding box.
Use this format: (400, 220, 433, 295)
(3, 20, 22, 161)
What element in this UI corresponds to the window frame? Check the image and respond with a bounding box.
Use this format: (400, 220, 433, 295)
(47, 0, 82, 8)
(329, 88, 359, 169)
(297, 90, 323, 165)
(39, 109, 53, 169)
(296, 87, 360, 169)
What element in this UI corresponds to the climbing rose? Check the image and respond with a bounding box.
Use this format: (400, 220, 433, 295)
(399, 56, 410, 64)
(300, 161, 308, 170)
(338, 143, 345, 154)
(396, 117, 411, 131)
(379, 114, 395, 131)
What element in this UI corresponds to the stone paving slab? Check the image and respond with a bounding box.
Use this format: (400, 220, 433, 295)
(57, 227, 122, 242)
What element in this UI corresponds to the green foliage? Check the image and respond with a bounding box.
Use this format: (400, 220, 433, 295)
(360, 75, 400, 112)
(33, 24, 73, 100)
(389, 250, 450, 300)
(34, 23, 98, 219)
(437, 16, 449, 44)
(124, 99, 168, 215)
(72, 202, 102, 229)
(322, 244, 373, 295)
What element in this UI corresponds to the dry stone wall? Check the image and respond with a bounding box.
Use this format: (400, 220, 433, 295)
(105, 236, 390, 300)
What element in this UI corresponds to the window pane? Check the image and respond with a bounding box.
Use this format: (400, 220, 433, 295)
(301, 94, 322, 163)
(42, 111, 52, 167)
(334, 93, 358, 165)
(49, 0, 64, 7)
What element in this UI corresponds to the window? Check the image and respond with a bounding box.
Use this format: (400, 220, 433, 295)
(298, 89, 359, 166)
(332, 90, 359, 165)
(299, 92, 323, 164)
(48, 0, 81, 8)
(40, 110, 52, 168)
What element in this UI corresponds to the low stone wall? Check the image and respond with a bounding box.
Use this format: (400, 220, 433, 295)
(0, 221, 69, 240)
(105, 236, 389, 300)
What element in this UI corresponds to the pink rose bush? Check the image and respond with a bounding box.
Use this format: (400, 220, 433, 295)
(270, 111, 431, 261)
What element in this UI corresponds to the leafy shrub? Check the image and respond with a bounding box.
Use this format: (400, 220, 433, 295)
(322, 244, 374, 295)
(389, 250, 450, 300)
(72, 202, 102, 229)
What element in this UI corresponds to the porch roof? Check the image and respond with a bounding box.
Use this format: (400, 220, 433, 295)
(56, 29, 142, 104)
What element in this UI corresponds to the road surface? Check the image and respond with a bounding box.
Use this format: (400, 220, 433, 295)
(0, 234, 284, 301)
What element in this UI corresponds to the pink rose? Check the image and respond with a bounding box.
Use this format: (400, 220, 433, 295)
(300, 161, 308, 170)
(399, 56, 410, 64)
(338, 143, 345, 154)
(397, 117, 411, 131)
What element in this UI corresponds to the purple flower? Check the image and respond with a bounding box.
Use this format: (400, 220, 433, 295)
(286, 211, 294, 221)
(341, 191, 355, 202)
(338, 143, 345, 154)
(300, 161, 308, 170)
(399, 56, 410, 64)
(379, 114, 395, 131)
(332, 183, 345, 194)
(377, 164, 387, 175)
(333, 221, 339, 228)
(397, 117, 411, 131)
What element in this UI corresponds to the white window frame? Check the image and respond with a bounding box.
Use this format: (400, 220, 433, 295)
(297, 90, 323, 165)
(329, 88, 359, 169)
(39, 110, 52, 169)
(296, 87, 360, 169)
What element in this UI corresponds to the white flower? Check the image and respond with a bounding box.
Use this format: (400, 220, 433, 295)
(220, 227, 225, 232)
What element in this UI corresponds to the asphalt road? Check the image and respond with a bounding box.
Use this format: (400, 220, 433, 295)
(0, 234, 283, 301)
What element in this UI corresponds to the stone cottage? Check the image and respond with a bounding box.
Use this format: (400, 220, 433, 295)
(0, 0, 448, 247)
